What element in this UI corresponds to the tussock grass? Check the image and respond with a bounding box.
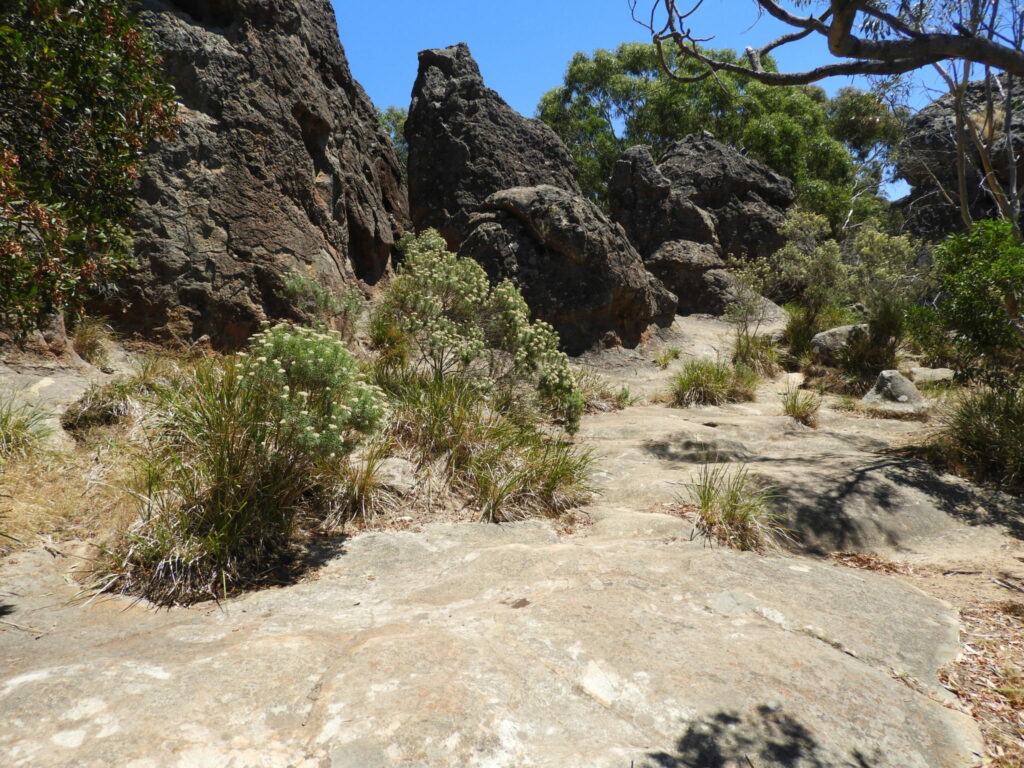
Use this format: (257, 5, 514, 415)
(575, 369, 638, 412)
(654, 347, 682, 369)
(670, 360, 758, 407)
(72, 316, 114, 367)
(0, 394, 52, 465)
(732, 330, 780, 377)
(933, 384, 1024, 491)
(324, 436, 399, 527)
(685, 463, 789, 551)
(780, 386, 821, 427)
(375, 367, 594, 522)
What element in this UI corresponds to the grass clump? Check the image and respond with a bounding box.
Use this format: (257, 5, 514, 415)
(670, 359, 758, 407)
(71, 316, 114, 367)
(780, 386, 821, 427)
(61, 354, 180, 435)
(686, 463, 787, 551)
(0, 394, 51, 466)
(933, 383, 1024, 491)
(100, 324, 387, 605)
(575, 368, 638, 412)
(375, 369, 593, 522)
(732, 330, 780, 377)
(654, 347, 682, 369)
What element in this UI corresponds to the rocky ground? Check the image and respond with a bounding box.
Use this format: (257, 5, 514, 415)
(1, 317, 1023, 766)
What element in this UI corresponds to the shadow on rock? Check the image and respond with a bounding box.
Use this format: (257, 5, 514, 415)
(644, 706, 880, 768)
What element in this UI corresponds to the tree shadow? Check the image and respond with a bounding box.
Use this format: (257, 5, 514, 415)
(644, 706, 880, 768)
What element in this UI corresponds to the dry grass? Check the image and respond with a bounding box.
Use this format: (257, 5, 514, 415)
(831, 551, 917, 576)
(0, 442, 137, 557)
(71, 317, 114, 367)
(941, 601, 1024, 767)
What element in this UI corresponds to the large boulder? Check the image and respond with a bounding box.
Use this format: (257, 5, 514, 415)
(458, 186, 677, 354)
(406, 43, 581, 249)
(656, 134, 796, 260)
(896, 77, 1024, 238)
(99, 0, 409, 348)
(609, 141, 792, 316)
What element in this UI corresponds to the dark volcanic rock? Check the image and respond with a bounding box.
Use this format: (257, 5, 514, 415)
(102, 0, 408, 348)
(609, 141, 791, 316)
(656, 134, 796, 260)
(458, 186, 677, 354)
(406, 43, 581, 249)
(896, 77, 1024, 239)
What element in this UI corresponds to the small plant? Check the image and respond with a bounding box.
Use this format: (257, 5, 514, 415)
(732, 330, 780, 377)
(0, 394, 51, 465)
(670, 359, 758, 407)
(837, 293, 904, 387)
(71, 317, 114, 367)
(100, 324, 387, 605)
(61, 354, 180, 435)
(370, 230, 583, 432)
(279, 270, 365, 339)
(654, 347, 682, 369)
(685, 463, 787, 551)
(933, 383, 1024, 491)
(780, 386, 821, 427)
(325, 436, 399, 527)
(575, 369, 638, 412)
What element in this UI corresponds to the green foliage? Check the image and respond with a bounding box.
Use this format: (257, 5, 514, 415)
(935, 382, 1024, 491)
(685, 463, 787, 551)
(371, 230, 584, 431)
(0, 1, 177, 329)
(932, 219, 1024, 369)
(654, 347, 682, 369)
(732, 331, 781, 377)
(101, 325, 386, 605)
(279, 270, 365, 340)
(537, 42, 894, 226)
(837, 294, 904, 385)
(0, 394, 52, 466)
(670, 359, 758, 407)
(373, 369, 593, 522)
(378, 105, 408, 179)
(780, 387, 822, 427)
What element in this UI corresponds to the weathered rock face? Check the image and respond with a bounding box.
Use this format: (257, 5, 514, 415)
(406, 43, 581, 249)
(458, 186, 677, 354)
(897, 77, 1024, 238)
(609, 141, 793, 316)
(102, 0, 409, 348)
(811, 324, 868, 367)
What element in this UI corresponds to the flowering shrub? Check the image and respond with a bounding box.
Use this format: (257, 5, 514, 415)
(102, 324, 386, 605)
(371, 230, 583, 430)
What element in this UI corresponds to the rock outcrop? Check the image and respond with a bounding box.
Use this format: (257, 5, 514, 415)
(459, 186, 677, 354)
(101, 0, 408, 348)
(609, 139, 794, 316)
(896, 77, 1024, 238)
(406, 43, 581, 249)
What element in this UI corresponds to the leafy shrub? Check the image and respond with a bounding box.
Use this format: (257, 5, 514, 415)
(685, 463, 787, 551)
(0, 395, 52, 465)
(780, 387, 822, 427)
(837, 293, 904, 386)
(932, 219, 1024, 370)
(101, 324, 386, 605)
(934, 383, 1024, 491)
(670, 360, 758, 407)
(279, 270, 365, 340)
(71, 317, 114, 367)
(0, 1, 176, 329)
(370, 230, 583, 431)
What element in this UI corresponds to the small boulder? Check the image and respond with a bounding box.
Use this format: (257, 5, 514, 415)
(810, 324, 868, 367)
(377, 458, 419, 496)
(458, 185, 677, 354)
(862, 370, 929, 415)
(908, 366, 955, 385)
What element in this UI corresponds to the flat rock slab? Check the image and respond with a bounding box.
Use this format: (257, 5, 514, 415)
(0, 518, 980, 767)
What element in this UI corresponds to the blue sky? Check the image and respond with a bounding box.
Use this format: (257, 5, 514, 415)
(333, 0, 878, 116)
